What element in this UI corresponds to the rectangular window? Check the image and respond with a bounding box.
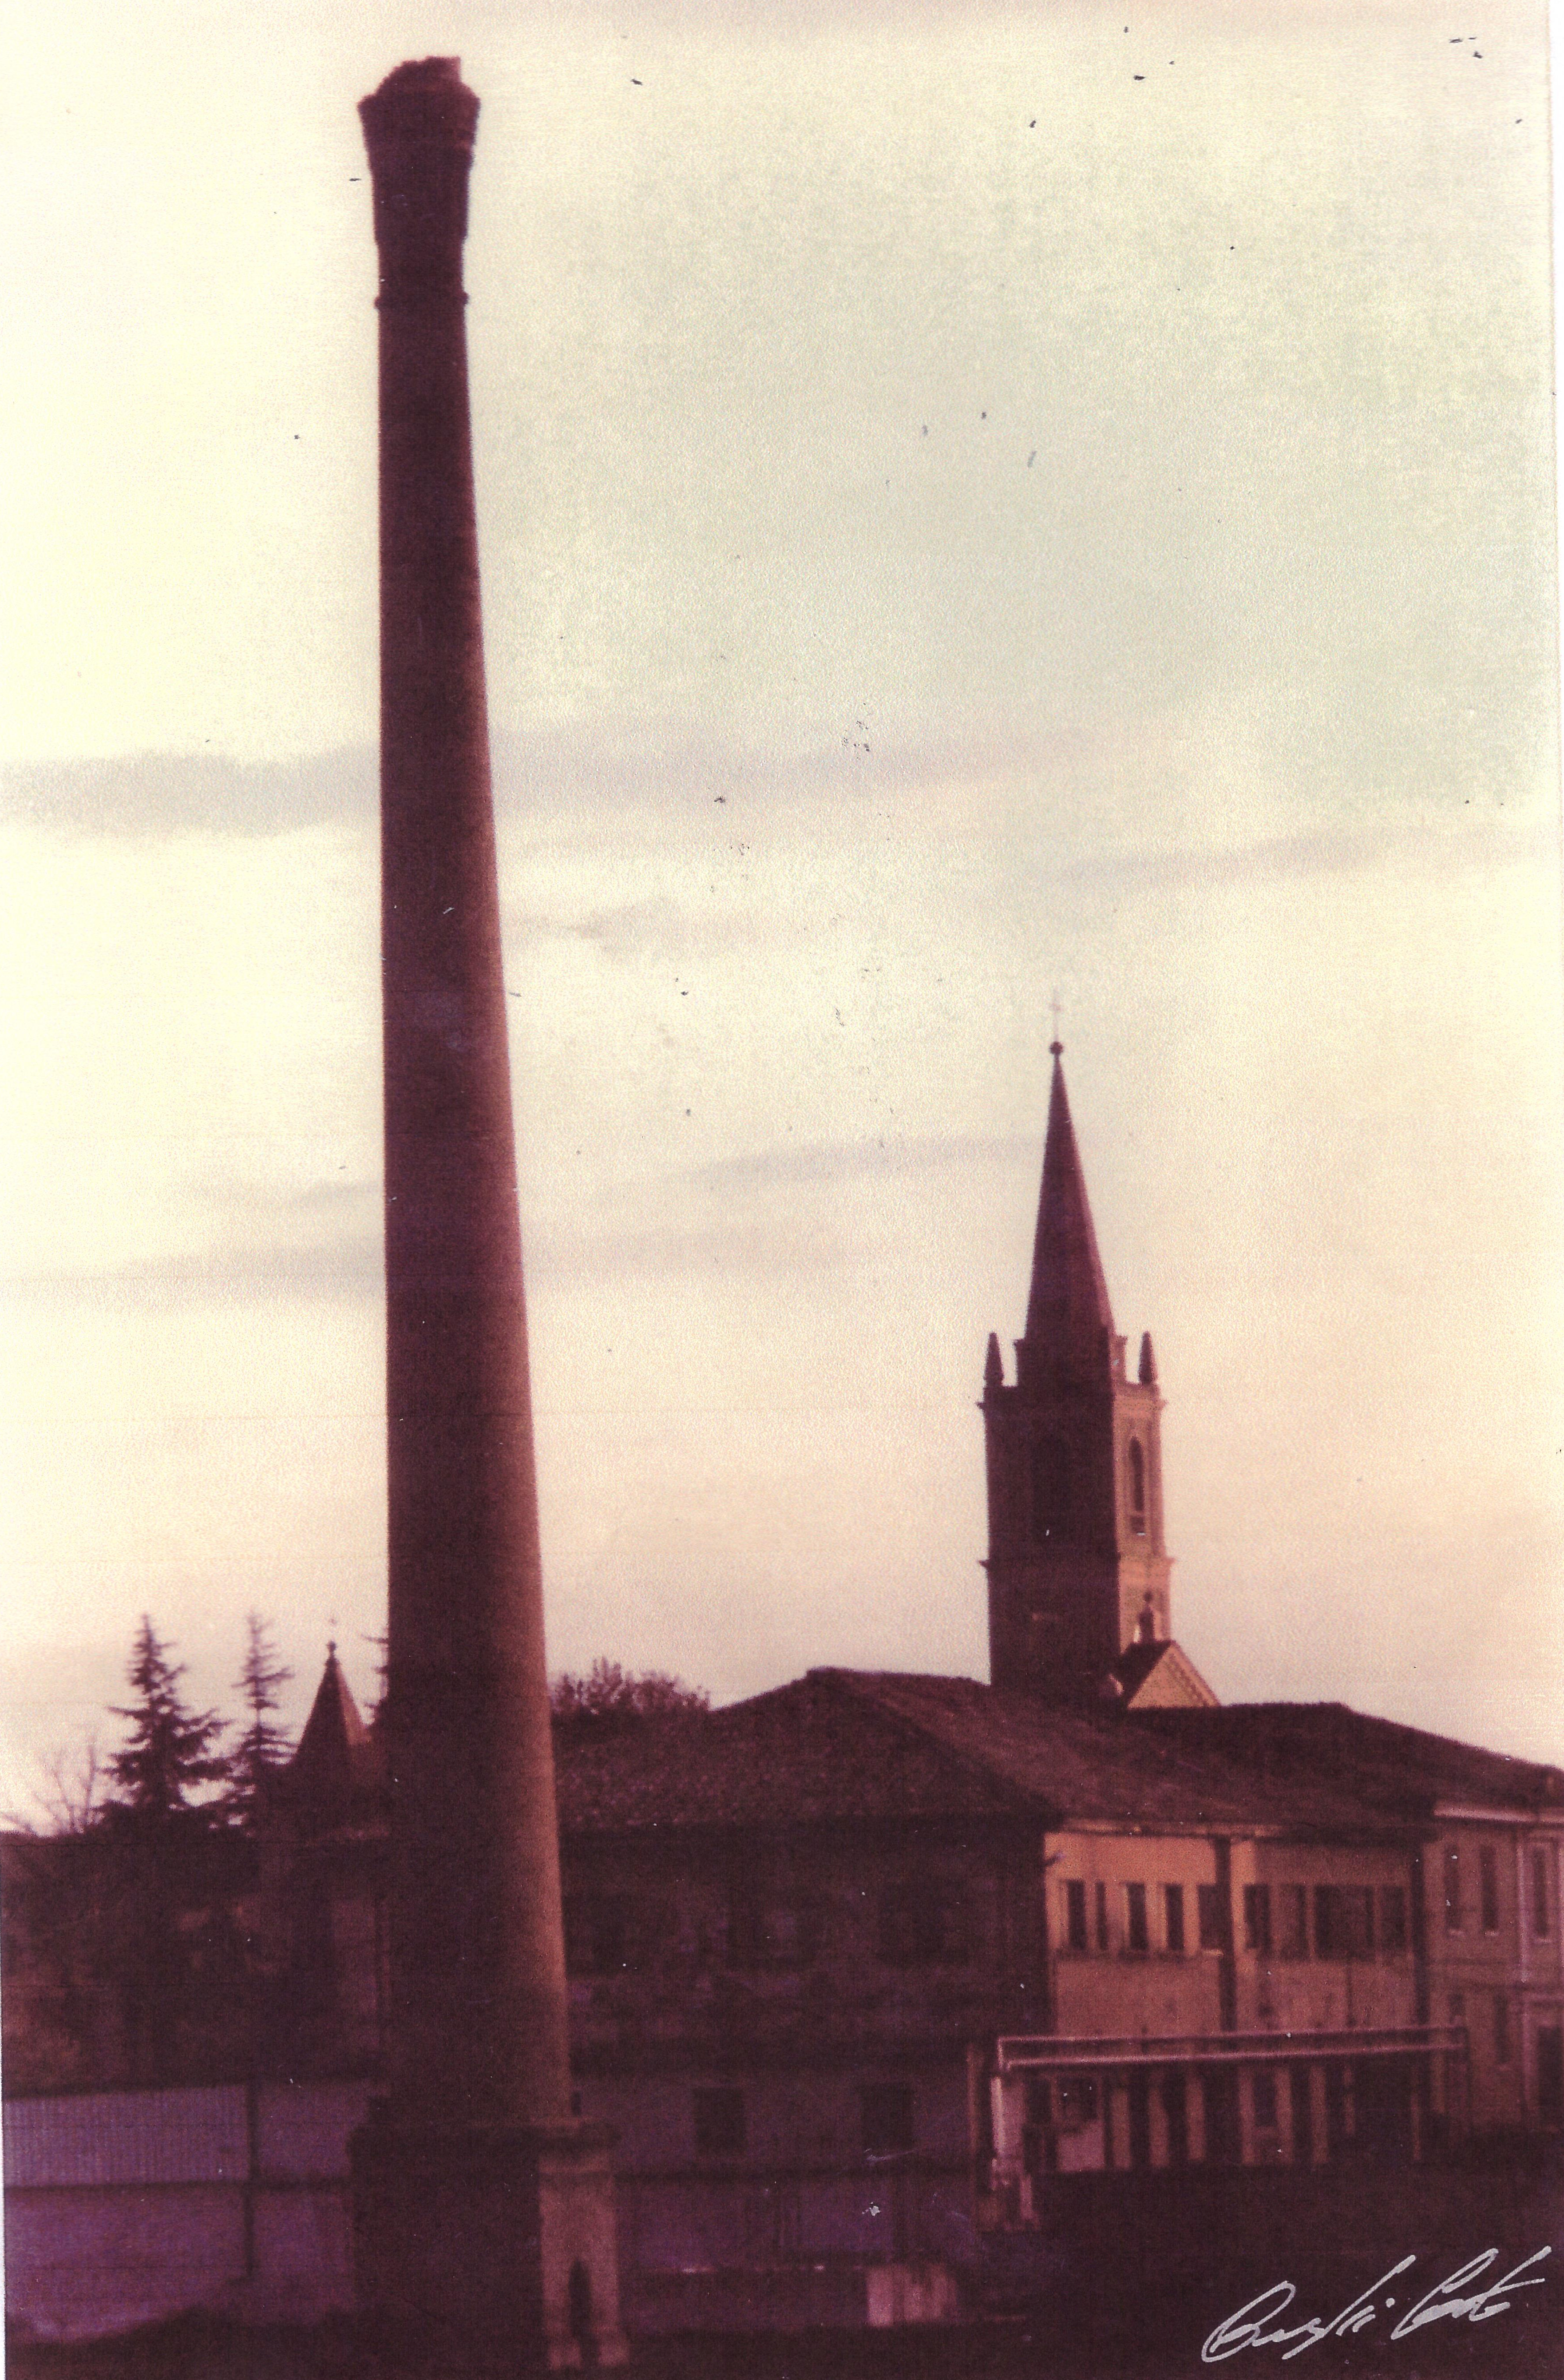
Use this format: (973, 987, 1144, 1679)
(1164, 1883, 1186, 1954)
(1251, 2070, 1279, 2131)
(1315, 1886, 1374, 1960)
(1055, 2075, 1098, 2127)
(693, 2086, 746, 2156)
(1381, 1887, 1408, 1955)
(733, 1893, 805, 1968)
(875, 1888, 924, 1967)
(1443, 1846, 1463, 1933)
(1126, 1883, 1149, 1954)
(1161, 2071, 1189, 2166)
(1127, 2071, 1152, 2168)
(1243, 1884, 1273, 1956)
(861, 2082, 915, 2157)
(1279, 1885, 1309, 1960)
(1324, 2063, 1350, 2161)
(1094, 1880, 1109, 1953)
(1197, 1884, 1225, 1952)
(1448, 1992, 1466, 2026)
(1201, 2068, 1241, 2166)
(1494, 1993, 1512, 2068)
(1065, 1879, 1088, 1953)
(1479, 1844, 1500, 1935)
(877, 1884, 966, 1967)
(1533, 1847, 1552, 1940)
(564, 1895, 629, 1976)
(1289, 2066, 1314, 2166)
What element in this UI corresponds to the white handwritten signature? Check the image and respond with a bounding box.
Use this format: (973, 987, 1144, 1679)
(1201, 2248, 1551, 2361)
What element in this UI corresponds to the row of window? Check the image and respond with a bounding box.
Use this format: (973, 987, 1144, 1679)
(1443, 1844, 1552, 1939)
(568, 1843, 1556, 1978)
(1061, 1880, 1410, 1962)
(1021, 2058, 1414, 2168)
(692, 2083, 915, 2160)
(565, 1884, 972, 1977)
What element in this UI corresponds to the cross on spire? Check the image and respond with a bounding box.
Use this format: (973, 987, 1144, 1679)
(1049, 990, 1063, 1058)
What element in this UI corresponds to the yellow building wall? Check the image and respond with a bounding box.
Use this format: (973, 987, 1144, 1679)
(1429, 1821, 1564, 2131)
(1049, 1830, 1421, 2043)
(1239, 1840, 1421, 2037)
(1050, 1830, 1223, 2039)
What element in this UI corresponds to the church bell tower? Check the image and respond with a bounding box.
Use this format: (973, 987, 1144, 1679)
(982, 1044, 1214, 1707)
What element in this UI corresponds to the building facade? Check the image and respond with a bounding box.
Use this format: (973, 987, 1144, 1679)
(5, 1052, 1560, 2337)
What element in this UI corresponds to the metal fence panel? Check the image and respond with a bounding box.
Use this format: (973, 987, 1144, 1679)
(3, 2090, 247, 2188)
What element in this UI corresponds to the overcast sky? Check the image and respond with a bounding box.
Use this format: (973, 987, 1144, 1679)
(2, 0, 1561, 1817)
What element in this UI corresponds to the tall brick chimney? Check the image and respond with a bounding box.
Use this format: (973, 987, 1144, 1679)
(349, 58, 625, 2370)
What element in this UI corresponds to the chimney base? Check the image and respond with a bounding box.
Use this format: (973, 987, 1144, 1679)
(351, 2108, 628, 2371)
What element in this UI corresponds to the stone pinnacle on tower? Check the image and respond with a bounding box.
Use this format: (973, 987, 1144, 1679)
(349, 58, 625, 2369)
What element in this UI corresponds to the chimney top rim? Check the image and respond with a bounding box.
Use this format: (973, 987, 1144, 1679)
(374, 57, 464, 93)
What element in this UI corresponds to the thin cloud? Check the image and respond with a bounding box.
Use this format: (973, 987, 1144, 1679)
(8, 1238, 384, 1309)
(682, 1132, 1031, 1190)
(5, 748, 378, 840)
(1057, 815, 1551, 896)
(10, 721, 1543, 898)
(4, 1134, 1030, 1311)
(503, 893, 736, 963)
(5, 1218, 839, 1302)
(4, 722, 1005, 841)
(534, 1220, 849, 1281)
(214, 1178, 380, 1227)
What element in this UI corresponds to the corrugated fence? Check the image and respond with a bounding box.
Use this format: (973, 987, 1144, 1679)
(5, 2085, 972, 2342)
(4, 2082, 374, 2344)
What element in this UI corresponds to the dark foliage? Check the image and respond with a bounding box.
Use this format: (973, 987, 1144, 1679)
(106, 1617, 230, 1824)
(225, 1612, 295, 1831)
(549, 1657, 710, 1726)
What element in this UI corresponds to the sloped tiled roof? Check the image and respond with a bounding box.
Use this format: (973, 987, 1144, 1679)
(283, 1656, 1558, 1850)
(554, 1669, 1415, 1843)
(828, 1673, 1402, 1838)
(553, 1670, 1030, 1834)
(1130, 1702, 1564, 1819)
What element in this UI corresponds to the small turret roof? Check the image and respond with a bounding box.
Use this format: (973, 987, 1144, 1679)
(279, 1647, 382, 1835)
(297, 1645, 368, 1756)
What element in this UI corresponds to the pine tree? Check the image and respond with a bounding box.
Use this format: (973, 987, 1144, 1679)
(225, 1613, 294, 1831)
(107, 1617, 229, 1825)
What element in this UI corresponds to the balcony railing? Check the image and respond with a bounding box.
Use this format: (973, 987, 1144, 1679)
(996, 2025, 1466, 2073)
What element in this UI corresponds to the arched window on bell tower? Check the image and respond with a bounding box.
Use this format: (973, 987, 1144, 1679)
(1127, 1438, 1147, 1537)
(1032, 1438, 1073, 1545)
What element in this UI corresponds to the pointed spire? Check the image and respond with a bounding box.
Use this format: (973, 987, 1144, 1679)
(284, 1644, 375, 1830)
(983, 1331, 1004, 1393)
(1138, 1331, 1157, 1386)
(1022, 1044, 1115, 1368)
(298, 1641, 368, 1755)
